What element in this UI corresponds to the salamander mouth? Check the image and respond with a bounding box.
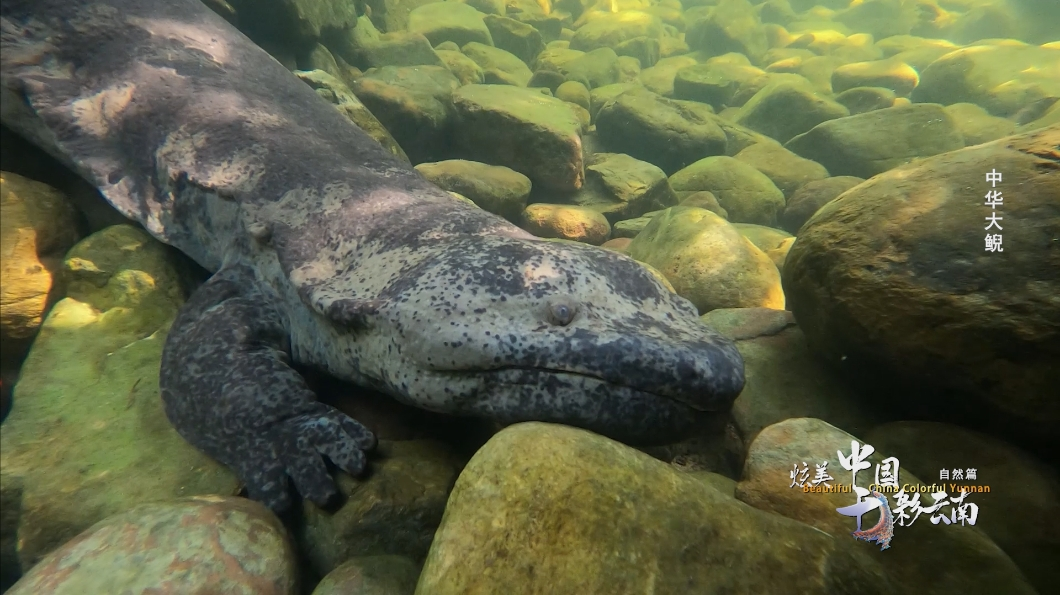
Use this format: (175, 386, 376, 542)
(431, 367, 707, 445)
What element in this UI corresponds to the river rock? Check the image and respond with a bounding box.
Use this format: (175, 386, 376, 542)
(312, 555, 421, 595)
(737, 418, 1037, 594)
(0, 172, 80, 342)
(520, 204, 611, 244)
(415, 159, 531, 221)
(785, 103, 965, 178)
(672, 59, 766, 110)
(834, 86, 897, 114)
(780, 176, 864, 234)
(734, 141, 829, 198)
(943, 102, 1018, 146)
(685, 0, 768, 64)
(408, 2, 493, 48)
(483, 14, 544, 65)
(557, 47, 621, 90)
(7, 496, 295, 595)
(436, 49, 485, 85)
(452, 84, 585, 192)
(668, 156, 785, 226)
(910, 44, 1060, 117)
(638, 54, 698, 96)
(831, 58, 919, 96)
(783, 126, 1060, 450)
(595, 89, 728, 174)
(628, 207, 784, 313)
(0, 225, 239, 572)
(461, 42, 534, 86)
(299, 440, 462, 578)
(568, 152, 677, 223)
(350, 66, 460, 164)
(734, 81, 849, 144)
(569, 11, 664, 52)
(296, 70, 409, 162)
(700, 308, 882, 449)
(415, 422, 883, 594)
(555, 80, 590, 109)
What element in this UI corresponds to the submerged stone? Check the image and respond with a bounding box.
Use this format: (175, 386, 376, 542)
(451, 84, 585, 192)
(7, 496, 295, 595)
(416, 422, 879, 594)
(783, 126, 1060, 450)
(628, 207, 784, 313)
(0, 225, 239, 572)
(785, 103, 964, 178)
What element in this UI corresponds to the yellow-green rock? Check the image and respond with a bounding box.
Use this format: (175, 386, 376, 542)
(628, 206, 785, 313)
(520, 203, 611, 245)
(416, 422, 874, 595)
(737, 418, 1036, 595)
(0, 172, 80, 341)
(1, 225, 239, 572)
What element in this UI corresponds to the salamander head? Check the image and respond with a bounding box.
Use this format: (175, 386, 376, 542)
(313, 235, 745, 444)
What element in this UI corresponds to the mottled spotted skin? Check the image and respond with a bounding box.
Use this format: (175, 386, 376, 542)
(0, 0, 745, 511)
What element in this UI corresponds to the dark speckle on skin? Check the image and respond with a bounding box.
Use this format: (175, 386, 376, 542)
(1, 0, 746, 512)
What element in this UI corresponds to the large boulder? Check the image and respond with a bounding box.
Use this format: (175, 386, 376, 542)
(685, 0, 768, 63)
(462, 42, 534, 86)
(782, 126, 1060, 449)
(416, 422, 878, 594)
(568, 152, 678, 223)
(734, 81, 849, 144)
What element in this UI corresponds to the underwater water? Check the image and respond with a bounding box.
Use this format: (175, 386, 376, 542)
(0, 0, 1058, 593)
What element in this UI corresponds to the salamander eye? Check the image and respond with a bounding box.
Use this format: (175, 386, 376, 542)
(548, 301, 577, 326)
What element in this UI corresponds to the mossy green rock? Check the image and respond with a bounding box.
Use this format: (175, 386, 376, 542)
(672, 60, 765, 110)
(785, 104, 964, 178)
(0, 225, 239, 571)
(668, 156, 785, 226)
(452, 84, 585, 192)
(556, 47, 620, 90)
(461, 42, 533, 86)
(299, 440, 462, 578)
(7, 496, 295, 595)
(595, 89, 728, 175)
(628, 207, 785, 313)
(783, 126, 1060, 448)
(415, 159, 531, 221)
(733, 141, 829, 198)
(737, 418, 1037, 595)
(351, 66, 460, 164)
(416, 422, 881, 594)
(296, 69, 409, 163)
(407, 2, 493, 48)
(569, 152, 677, 223)
(686, 0, 769, 63)
(436, 49, 484, 85)
(943, 102, 1018, 146)
(834, 86, 897, 115)
(568, 11, 664, 52)
(910, 44, 1060, 117)
(735, 81, 849, 144)
(483, 14, 544, 66)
